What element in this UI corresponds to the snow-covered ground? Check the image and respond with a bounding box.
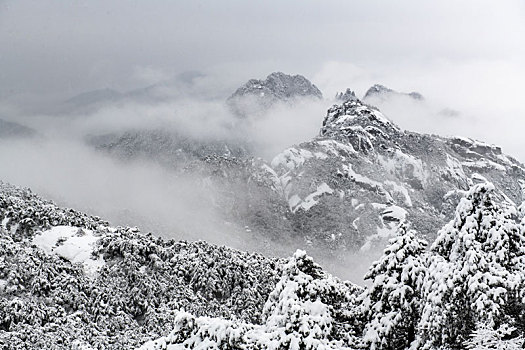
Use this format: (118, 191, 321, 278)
(32, 225, 104, 276)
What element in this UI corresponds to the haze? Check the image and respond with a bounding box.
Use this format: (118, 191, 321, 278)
(0, 0, 524, 283)
(1, 1, 524, 159)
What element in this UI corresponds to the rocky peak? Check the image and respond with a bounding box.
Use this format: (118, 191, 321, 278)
(321, 100, 399, 138)
(407, 91, 424, 100)
(363, 84, 424, 101)
(227, 72, 322, 117)
(263, 72, 322, 99)
(319, 100, 401, 154)
(335, 88, 358, 102)
(363, 84, 394, 99)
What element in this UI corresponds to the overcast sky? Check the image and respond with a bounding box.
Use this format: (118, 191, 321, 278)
(1, 0, 525, 157)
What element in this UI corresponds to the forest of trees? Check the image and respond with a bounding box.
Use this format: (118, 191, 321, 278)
(1, 181, 525, 349)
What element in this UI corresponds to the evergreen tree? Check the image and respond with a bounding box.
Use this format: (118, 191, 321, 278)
(141, 250, 361, 350)
(359, 223, 427, 350)
(415, 183, 524, 349)
(464, 323, 523, 350)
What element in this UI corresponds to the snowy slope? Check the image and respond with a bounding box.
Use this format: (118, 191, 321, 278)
(2, 174, 525, 348)
(262, 98, 525, 251)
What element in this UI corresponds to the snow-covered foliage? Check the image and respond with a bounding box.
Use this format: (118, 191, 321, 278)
(359, 223, 428, 349)
(0, 182, 284, 348)
(141, 250, 362, 350)
(414, 183, 525, 349)
(464, 323, 524, 350)
(2, 174, 525, 349)
(0, 181, 108, 240)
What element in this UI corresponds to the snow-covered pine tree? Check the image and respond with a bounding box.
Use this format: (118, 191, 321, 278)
(140, 250, 362, 350)
(359, 222, 427, 350)
(261, 249, 361, 349)
(505, 217, 525, 336)
(464, 322, 523, 350)
(415, 182, 524, 349)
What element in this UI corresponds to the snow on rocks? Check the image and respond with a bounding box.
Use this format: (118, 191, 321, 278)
(462, 159, 507, 172)
(271, 147, 328, 171)
(315, 139, 356, 157)
(288, 182, 334, 213)
(378, 148, 428, 187)
(384, 180, 412, 207)
(342, 164, 393, 203)
(360, 204, 408, 252)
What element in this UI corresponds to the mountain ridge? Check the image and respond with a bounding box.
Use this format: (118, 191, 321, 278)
(86, 80, 525, 256)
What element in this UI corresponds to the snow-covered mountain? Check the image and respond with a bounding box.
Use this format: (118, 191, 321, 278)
(87, 129, 251, 169)
(87, 79, 525, 257)
(265, 98, 525, 251)
(0, 180, 362, 348)
(2, 73, 525, 348)
(227, 72, 323, 117)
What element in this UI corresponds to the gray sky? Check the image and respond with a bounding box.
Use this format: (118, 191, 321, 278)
(1, 0, 525, 158)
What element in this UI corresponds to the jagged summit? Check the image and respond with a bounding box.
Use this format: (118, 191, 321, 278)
(227, 72, 323, 116)
(364, 84, 424, 101)
(363, 84, 394, 99)
(335, 88, 359, 102)
(321, 99, 399, 144)
(267, 97, 525, 251)
(230, 72, 323, 100)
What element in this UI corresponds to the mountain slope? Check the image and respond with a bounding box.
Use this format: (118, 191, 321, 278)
(2, 179, 523, 349)
(85, 78, 525, 256)
(266, 98, 525, 250)
(0, 181, 289, 348)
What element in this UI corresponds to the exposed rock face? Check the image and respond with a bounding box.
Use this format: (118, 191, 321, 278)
(265, 98, 524, 251)
(335, 88, 359, 102)
(227, 72, 323, 117)
(364, 84, 424, 101)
